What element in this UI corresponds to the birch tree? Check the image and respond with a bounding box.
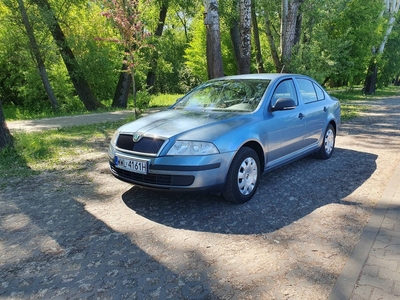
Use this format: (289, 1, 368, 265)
(265, 0, 305, 72)
(204, 0, 224, 79)
(364, 0, 400, 94)
(238, 0, 252, 74)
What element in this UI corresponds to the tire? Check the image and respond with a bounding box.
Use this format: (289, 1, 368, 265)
(222, 147, 260, 204)
(315, 124, 335, 159)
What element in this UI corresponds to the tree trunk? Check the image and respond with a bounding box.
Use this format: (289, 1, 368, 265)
(265, 11, 282, 72)
(0, 101, 13, 150)
(32, 0, 103, 111)
(204, 0, 224, 79)
(18, 0, 58, 112)
(146, 1, 168, 93)
(229, 21, 241, 72)
(364, 61, 378, 95)
(364, 0, 400, 95)
(237, 0, 251, 74)
(251, 0, 264, 73)
(112, 63, 132, 108)
(280, 0, 304, 68)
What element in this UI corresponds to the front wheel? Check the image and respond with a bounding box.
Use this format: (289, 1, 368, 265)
(222, 147, 260, 204)
(315, 124, 336, 159)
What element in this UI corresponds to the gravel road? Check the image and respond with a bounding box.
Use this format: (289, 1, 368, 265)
(1, 97, 400, 299)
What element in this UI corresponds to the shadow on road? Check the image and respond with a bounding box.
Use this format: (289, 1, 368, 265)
(122, 148, 377, 234)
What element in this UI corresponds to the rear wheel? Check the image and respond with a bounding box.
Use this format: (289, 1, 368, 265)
(315, 124, 335, 159)
(222, 147, 260, 204)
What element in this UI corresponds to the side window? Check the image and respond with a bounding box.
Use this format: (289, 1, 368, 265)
(313, 83, 325, 100)
(297, 78, 317, 104)
(271, 79, 298, 107)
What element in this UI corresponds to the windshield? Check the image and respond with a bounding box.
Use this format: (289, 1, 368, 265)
(172, 79, 270, 112)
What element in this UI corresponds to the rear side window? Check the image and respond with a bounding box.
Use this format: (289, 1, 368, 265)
(314, 84, 325, 100)
(296, 78, 318, 104)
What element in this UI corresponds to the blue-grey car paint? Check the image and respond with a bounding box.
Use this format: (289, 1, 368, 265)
(108, 74, 340, 192)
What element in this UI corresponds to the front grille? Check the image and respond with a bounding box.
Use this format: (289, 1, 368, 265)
(116, 134, 165, 154)
(110, 164, 195, 187)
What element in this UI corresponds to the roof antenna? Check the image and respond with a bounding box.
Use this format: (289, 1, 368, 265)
(280, 65, 285, 73)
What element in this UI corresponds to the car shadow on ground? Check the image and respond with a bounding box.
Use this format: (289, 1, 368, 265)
(122, 147, 377, 235)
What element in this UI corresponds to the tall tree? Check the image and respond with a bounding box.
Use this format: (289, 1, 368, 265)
(146, 0, 169, 93)
(265, 0, 304, 72)
(32, 0, 103, 111)
(204, 0, 224, 79)
(0, 100, 13, 150)
(102, 0, 152, 114)
(17, 0, 58, 112)
(251, 0, 264, 73)
(237, 0, 252, 74)
(364, 0, 400, 94)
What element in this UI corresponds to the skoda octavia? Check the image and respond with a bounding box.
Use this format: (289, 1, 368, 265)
(108, 74, 341, 204)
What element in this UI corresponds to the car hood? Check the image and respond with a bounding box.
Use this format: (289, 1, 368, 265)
(119, 109, 253, 141)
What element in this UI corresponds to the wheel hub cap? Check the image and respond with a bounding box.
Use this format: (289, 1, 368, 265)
(237, 157, 258, 195)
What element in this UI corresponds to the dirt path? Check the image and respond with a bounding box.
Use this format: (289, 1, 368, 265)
(1, 98, 400, 299)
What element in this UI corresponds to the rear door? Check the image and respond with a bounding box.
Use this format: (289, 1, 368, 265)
(295, 78, 326, 147)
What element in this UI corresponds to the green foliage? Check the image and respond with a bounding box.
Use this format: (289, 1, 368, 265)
(184, 9, 208, 82)
(2, 0, 400, 118)
(290, 0, 384, 86)
(64, 3, 122, 101)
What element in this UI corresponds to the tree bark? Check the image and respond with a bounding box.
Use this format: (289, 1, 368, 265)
(0, 101, 13, 150)
(229, 20, 241, 72)
(17, 0, 58, 112)
(204, 0, 224, 79)
(364, 61, 378, 95)
(32, 0, 103, 111)
(146, 1, 168, 93)
(364, 0, 400, 95)
(237, 0, 251, 74)
(280, 0, 304, 68)
(251, 0, 264, 73)
(112, 62, 132, 108)
(265, 11, 282, 72)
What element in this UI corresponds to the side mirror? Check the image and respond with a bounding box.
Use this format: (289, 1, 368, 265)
(271, 98, 296, 111)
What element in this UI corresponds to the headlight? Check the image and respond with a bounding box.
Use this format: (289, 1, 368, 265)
(108, 129, 120, 158)
(110, 129, 120, 146)
(167, 141, 219, 156)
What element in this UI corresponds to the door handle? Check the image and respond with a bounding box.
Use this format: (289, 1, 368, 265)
(298, 113, 305, 119)
(323, 106, 327, 112)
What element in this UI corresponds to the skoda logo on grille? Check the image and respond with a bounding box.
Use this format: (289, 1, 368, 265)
(133, 132, 143, 142)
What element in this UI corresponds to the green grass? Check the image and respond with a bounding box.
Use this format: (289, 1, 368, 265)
(148, 94, 183, 108)
(0, 119, 134, 181)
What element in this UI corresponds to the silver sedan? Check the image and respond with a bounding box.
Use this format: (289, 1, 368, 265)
(108, 74, 341, 204)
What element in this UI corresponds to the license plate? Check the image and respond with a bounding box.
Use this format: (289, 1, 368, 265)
(115, 156, 148, 174)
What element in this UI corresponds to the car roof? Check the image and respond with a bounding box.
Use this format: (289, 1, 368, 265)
(213, 73, 308, 81)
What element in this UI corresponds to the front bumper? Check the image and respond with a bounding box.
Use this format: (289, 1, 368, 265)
(108, 151, 235, 193)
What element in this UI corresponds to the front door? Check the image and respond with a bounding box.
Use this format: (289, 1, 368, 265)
(266, 79, 306, 165)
